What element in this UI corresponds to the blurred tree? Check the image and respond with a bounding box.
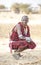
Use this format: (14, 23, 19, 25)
(39, 4, 41, 8)
(38, 4, 41, 13)
(0, 5, 6, 9)
(11, 3, 20, 13)
(11, 3, 30, 14)
(20, 4, 29, 13)
(19, 3, 30, 14)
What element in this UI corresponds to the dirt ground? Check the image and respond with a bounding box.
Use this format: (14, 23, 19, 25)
(0, 48, 41, 65)
(0, 13, 41, 65)
(0, 35, 41, 65)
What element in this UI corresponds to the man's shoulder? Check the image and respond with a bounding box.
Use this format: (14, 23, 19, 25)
(16, 22, 21, 29)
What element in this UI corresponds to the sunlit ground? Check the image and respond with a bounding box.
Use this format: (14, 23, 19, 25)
(0, 12, 41, 65)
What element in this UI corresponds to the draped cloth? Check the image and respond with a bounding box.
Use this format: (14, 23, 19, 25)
(9, 22, 36, 53)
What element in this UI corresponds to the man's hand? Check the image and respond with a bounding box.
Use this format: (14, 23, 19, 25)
(25, 37, 32, 42)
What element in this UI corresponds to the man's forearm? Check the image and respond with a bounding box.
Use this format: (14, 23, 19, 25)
(19, 35, 25, 39)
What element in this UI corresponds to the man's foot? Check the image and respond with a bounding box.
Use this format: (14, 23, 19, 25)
(13, 53, 22, 60)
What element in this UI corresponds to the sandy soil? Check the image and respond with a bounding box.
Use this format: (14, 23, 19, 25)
(0, 13, 41, 65)
(0, 38, 41, 65)
(0, 49, 41, 65)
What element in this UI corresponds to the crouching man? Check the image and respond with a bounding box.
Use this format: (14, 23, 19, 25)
(9, 16, 36, 59)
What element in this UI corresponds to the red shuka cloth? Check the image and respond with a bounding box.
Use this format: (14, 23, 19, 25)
(9, 22, 36, 52)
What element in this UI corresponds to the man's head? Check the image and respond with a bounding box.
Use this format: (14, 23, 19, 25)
(21, 15, 28, 26)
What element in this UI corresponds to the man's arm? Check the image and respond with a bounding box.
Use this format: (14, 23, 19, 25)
(16, 24, 25, 39)
(25, 26, 32, 42)
(26, 26, 30, 37)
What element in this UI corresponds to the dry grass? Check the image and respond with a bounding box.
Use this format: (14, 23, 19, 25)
(0, 13, 41, 65)
(0, 24, 41, 39)
(0, 50, 41, 65)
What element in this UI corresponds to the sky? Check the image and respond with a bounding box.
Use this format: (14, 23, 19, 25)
(0, 0, 41, 8)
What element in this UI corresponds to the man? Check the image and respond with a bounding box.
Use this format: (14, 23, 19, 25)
(9, 15, 36, 59)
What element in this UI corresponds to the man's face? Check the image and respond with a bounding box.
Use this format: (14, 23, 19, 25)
(23, 20, 28, 26)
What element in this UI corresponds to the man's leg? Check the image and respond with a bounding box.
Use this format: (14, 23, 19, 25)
(13, 49, 22, 60)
